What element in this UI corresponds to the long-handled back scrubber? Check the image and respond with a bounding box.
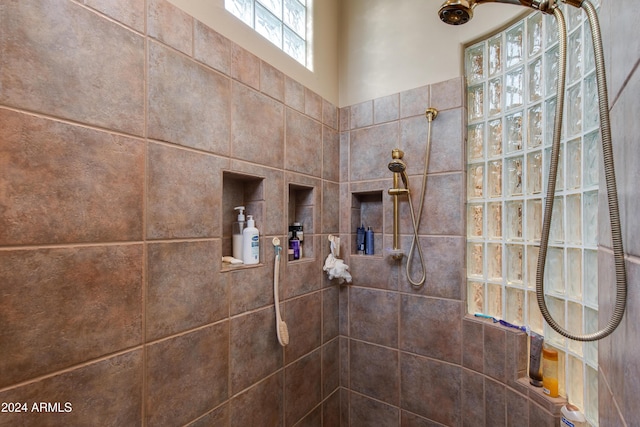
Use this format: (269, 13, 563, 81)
(272, 238, 289, 346)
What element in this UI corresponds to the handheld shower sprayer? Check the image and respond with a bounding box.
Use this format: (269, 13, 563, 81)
(388, 153, 409, 190)
(387, 158, 406, 174)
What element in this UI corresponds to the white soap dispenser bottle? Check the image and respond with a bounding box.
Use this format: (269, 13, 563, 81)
(232, 206, 245, 261)
(242, 215, 260, 265)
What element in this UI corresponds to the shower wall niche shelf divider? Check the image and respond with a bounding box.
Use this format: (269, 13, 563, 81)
(288, 184, 315, 262)
(351, 190, 383, 257)
(221, 171, 265, 272)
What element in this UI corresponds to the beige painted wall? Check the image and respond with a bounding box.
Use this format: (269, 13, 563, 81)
(338, 0, 524, 106)
(168, 0, 522, 107)
(168, 0, 340, 105)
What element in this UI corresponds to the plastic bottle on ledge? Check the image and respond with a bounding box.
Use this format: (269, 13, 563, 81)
(289, 231, 300, 261)
(561, 404, 587, 427)
(365, 227, 374, 255)
(291, 222, 303, 258)
(232, 206, 245, 261)
(542, 347, 559, 397)
(356, 224, 365, 255)
(242, 215, 259, 265)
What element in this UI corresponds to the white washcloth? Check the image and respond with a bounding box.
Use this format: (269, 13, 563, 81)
(323, 235, 352, 284)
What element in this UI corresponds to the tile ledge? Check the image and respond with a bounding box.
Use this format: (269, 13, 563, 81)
(463, 314, 527, 335)
(517, 377, 567, 415)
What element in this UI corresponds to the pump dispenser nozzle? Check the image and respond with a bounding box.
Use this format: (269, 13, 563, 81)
(234, 206, 245, 222)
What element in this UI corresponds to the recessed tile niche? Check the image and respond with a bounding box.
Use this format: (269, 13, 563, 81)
(222, 171, 264, 271)
(351, 191, 383, 257)
(288, 184, 315, 261)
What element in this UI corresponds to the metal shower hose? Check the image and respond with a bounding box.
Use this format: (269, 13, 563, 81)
(406, 110, 437, 288)
(536, 1, 627, 341)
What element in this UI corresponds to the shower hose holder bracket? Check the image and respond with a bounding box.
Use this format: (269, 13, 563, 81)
(425, 108, 438, 121)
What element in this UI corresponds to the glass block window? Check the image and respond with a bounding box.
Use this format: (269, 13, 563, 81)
(225, 0, 310, 67)
(465, 4, 600, 424)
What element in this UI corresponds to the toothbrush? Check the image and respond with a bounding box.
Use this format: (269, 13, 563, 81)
(474, 313, 493, 319)
(272, 238, 289, 346)
(475, 313, 528, 333)
(496, 318, 529, 333)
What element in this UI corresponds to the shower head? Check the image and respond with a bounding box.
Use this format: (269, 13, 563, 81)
(389, 149, 406, 173)
(388, 159, 410, 188)
(388, 149, 410, 189)
(438, 0, 558, 25)
(388, 158, 407, 174)
(438, 0, 475, 25)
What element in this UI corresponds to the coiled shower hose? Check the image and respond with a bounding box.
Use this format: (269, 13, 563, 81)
(536, 2, 627, 341)
(406, 109, 437, 288)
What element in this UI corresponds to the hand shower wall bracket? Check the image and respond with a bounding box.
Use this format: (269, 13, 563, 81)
(425, 108, 438, 121)
(388, 148, 409, 261)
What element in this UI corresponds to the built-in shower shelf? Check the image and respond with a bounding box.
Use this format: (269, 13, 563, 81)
(351, 190, 383, 256)
(288, 183, 315, 262)
(221, 171, 265, 271)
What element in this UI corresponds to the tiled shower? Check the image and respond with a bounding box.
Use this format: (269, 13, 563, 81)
(1, 0, 639, 426)
(339, 80, 562, 426)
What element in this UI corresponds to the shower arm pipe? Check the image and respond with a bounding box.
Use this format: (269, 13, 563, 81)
(475, 0, 550, 9)
(472, 0, 586, 13)
(536, 1, 627, 341)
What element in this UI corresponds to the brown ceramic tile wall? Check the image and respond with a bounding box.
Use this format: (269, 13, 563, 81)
(4, 0, 632, 426)
(0, 109, 145, 245)
(339, 79, 564, 427)
(0, 1, 340, 426)
(597, 2, 640, 426)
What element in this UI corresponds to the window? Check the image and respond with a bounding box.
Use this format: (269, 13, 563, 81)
(225, 0, 310, 68)
(465, 3, 600, 424)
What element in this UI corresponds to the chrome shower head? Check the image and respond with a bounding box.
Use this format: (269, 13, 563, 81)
(438, 0, 558, 25)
